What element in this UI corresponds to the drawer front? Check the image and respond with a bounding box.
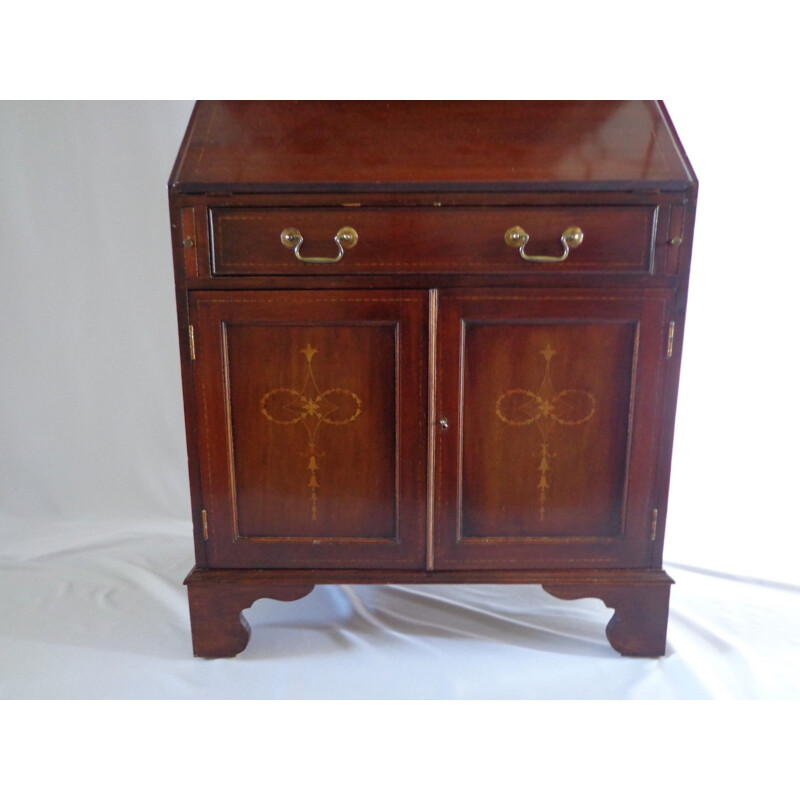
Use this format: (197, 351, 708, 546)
(210, 206, 657, 276)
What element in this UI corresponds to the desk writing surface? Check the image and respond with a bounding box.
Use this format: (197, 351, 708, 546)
(171, 100, 695, 194)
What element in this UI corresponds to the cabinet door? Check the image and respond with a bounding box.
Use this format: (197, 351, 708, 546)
(434, 290, 671, 569)
(190, 290, 428, 569)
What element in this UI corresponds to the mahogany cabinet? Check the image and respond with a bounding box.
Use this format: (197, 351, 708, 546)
(169, 101, 697, 658)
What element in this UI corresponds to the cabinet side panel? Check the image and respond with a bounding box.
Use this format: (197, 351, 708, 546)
(169, 195, 208, 566)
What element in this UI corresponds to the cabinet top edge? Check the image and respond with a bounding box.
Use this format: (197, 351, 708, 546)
(170, 101, 697, 195)
(170, 179, 695, 196)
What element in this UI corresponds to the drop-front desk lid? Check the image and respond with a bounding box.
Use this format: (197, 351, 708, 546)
(170, 100, 697, 195)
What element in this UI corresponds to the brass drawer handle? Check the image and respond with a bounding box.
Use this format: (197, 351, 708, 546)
(504, 225, 584, 263)
(280, 226, 358, 263)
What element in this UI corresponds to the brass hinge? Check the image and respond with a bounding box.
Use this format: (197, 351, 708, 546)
(201, 509, 208, 540)
(188, 325, 196, 361)
(666, 321, 675, 359)
(650, 508, 659, 541)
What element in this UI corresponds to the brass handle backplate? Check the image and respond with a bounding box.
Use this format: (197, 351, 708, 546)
(504, 225, 584, 263)
(280, 226, 358, 263)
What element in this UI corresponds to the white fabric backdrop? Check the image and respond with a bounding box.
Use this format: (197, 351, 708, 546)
(1, 101, 798, 699)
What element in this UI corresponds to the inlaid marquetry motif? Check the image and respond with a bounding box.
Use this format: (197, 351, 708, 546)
(260, 344, 362, 520)
(496, 344, 596, 520)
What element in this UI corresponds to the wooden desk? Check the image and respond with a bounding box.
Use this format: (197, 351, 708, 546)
(168, 101, 697, 657)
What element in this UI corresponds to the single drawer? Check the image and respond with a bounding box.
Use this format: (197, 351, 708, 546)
(209, 206, 658, 276)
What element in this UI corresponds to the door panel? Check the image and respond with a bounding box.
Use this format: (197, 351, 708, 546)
(463, 320, 635, 539)
(434, 290, 670, 569)
(191, 290, 428, 568)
